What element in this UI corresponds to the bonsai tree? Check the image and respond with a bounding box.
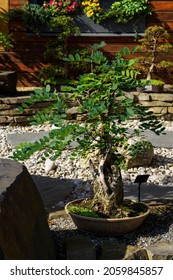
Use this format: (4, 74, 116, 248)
(13, 42, 164, 216)
(136, 25, 173, 80)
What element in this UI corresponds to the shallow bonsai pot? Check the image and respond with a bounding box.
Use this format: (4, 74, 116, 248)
(136, 86, 144, 93)
(151, 85, 164, 93)
(65, 198, 150, 236)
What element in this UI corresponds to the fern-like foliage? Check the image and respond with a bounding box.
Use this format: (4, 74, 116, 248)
(13, 43, 165, 166)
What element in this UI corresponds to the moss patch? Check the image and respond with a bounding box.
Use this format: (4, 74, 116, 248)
(67, 199, 148, 219)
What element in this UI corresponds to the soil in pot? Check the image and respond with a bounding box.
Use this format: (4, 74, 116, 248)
(65, 198, 150, 236)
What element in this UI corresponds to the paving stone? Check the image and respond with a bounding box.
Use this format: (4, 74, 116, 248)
(32, 175, 74, 212)
(101, 241, 130, 260)
(65, 236, 96, 260)
(145, 241, 173, 260)
(98, 242, 149, 260)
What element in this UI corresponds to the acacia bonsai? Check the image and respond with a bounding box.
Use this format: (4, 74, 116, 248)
(13, 42, 164, 217)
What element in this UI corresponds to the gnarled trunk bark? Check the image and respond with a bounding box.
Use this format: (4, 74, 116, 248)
(90, 152, 124, 216)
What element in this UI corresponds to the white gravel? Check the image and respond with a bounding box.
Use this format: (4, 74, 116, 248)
(1, 120, 173, 189)
(1, 121, 173, 249)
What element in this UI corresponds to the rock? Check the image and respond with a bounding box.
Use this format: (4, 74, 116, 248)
(121, 242, 173, 260)
(101, 242, 149, 260)
(0, 158, 56, 260)
(145, 241, 173, 260)
(66, 106, 79, 115)
(125, 137, 154, 168)
(65, 236, 96, 260)
(125, 248, 149, 260)
(101, 242, 130, 260)
(45, 158, 56, 173)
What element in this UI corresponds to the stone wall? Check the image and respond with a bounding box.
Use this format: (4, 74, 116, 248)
(135, 92, 173, 119)
(0, 91, 173, 125)
(0, 93, 53, 125)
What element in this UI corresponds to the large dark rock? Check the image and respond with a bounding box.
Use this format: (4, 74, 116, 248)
(0, 158, 56, 260)
(0, 71, 17, 96)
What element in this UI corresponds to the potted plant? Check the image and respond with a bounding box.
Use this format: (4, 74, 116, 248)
(135, 79, 148, 92)
(81, 0, 150, 23)
(8, 2, 80, 35)
(0, 8, 17, 95)
(135, 25, 173, 82)
(150, 79, 165, 93)
(13, 43, 164, 235)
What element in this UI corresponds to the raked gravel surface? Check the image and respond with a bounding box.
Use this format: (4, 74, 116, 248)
(1, 120, 173, 249)
(1, 120, 173, 187)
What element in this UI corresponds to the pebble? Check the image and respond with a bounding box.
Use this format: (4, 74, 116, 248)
(1, 121, 173, 249)
(45, 158, 56, 173)
(1, 122, 173, 192)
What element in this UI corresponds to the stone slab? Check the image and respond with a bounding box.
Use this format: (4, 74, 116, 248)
(7, 131, 49, 148)
(149, 107, 167, 114)
(124, 183, 173, 202)
(101, 242, 132, 260)
(150, 93, 173, 101)
(146, 241, 173, 260)
(168, 107, 173, 114)
(140, 130, 173, 148)
(65, 236, 96, 260)
(140, 101, 172, 107)
(32, 175, 74, 212)
(7, 129, 173, 150)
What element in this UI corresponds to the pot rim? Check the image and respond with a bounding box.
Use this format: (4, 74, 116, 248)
(65, 198, 150, 222)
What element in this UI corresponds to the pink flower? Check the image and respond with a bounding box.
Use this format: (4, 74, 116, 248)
(43, 3, 48, 8)
(72, 1, 78, 7)
(58, 1, 63, 5)
(66, 2, 78, 12)
(66, 6, 73, 12)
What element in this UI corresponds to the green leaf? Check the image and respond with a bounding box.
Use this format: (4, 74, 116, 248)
(69, 54, 75, 62)
(75, 53, 81, 61)
(46, 84, 51, 93)
(126, 107, 135, 117)
(90, 41, 106, 51)
(22, 103, 29, 109)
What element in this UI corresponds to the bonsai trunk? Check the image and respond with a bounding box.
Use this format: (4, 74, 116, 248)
(146, 37, 157, 80)
(90, 152, 124, 216)
(147, 64, 154, 80)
